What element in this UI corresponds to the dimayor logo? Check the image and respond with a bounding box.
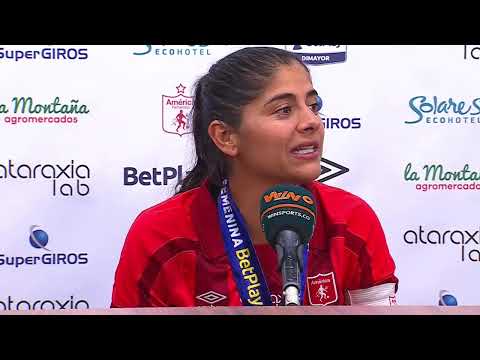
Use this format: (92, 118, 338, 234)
(133, 45, 211, 57)
(404, 225, 480, 263)
(406, 96, 480, 125)
(1, 96, 91, 126)
(0, 46, 88, 62)
(285, 45, 347, 65)
(0, 160, 91, 197)
(404, 162, 480, 192)
(162, 84, 193, 136)
(464, 45, 480, 60)
(438, 290, 458, 306)
(0, 295, 89, 311)
(317, 158, 349, 183)
(0, 225, 88, 268)
(124, 165, 188, 186)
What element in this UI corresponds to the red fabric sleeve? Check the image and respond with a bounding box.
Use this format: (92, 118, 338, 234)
(349, 201, 399, 291)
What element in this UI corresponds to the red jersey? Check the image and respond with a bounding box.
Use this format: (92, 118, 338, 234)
(111, 181, 398, 307)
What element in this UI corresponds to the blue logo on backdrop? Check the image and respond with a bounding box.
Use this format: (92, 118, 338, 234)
(123, 165, 187, 186)
(407, 96, 480, 125)
(438, 290, 458, 306)
(285, 45, 347, 65)
(315, 95, 361, 129)
(133, 45, 211, 56)
(321, 117, 361, 129)
(0, 225, 89, 268)
(0, 47, 88, 61)
(29, 225, 50, 251)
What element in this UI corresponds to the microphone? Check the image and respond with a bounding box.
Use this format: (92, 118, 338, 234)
(260, 184, 317, 305)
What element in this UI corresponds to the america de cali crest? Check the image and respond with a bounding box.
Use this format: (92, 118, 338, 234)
(162, 83, 193, 136)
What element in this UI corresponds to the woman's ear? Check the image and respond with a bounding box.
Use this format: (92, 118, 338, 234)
(207, 120, 239, 157)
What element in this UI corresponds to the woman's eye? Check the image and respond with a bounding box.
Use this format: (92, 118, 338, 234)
(309, 103, 320, 114)
(275, 106, 292, 115)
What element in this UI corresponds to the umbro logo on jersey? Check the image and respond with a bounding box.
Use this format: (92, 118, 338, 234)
(196, 291, 227, 305)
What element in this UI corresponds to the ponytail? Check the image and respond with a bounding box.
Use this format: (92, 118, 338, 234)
(176, 79, 226, 194)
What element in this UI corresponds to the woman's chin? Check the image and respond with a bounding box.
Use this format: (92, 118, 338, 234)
(283, 169, 321, 185)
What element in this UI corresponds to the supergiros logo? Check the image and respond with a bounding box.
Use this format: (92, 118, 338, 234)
(0, 46, 88, 61)
(0, 225, 89, 268)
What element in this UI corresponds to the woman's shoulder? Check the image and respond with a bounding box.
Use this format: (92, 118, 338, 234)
(309, 181, 370, 210)
(128, 186, 205, 240)
(307, 181, 380, 227)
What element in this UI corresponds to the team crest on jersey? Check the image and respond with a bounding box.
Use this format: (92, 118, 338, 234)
(162, 83, 193, 136)
(307, 272, 338, 306)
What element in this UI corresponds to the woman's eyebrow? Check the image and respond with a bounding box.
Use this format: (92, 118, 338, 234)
(264, 89, 318, 107)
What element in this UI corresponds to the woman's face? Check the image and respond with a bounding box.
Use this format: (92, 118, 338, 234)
(232, 62, 324, 186)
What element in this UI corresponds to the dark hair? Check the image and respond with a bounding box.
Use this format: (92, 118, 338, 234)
(176, 46, 309, 194)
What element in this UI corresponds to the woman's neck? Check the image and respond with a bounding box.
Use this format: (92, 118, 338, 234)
(228, 174, 277, 245)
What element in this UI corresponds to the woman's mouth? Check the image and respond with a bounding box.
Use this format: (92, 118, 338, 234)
(291, 143, 321, 159)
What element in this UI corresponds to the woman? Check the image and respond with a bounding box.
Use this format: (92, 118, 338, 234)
(111, 46, 398, 307)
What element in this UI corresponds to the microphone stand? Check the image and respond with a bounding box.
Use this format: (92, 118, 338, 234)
(275, 229, 305, 306)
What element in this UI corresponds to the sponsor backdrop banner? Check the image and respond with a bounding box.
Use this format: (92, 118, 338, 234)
(0, 45, 478, 310)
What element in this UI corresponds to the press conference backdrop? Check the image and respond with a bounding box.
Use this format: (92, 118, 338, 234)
(0, 45, 478, 311)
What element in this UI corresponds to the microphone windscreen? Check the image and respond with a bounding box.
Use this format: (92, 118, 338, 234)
(260, 184, 317, 247)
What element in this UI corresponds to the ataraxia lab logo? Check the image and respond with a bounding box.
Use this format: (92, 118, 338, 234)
(0, 46, 88, 62)
(404, 162, 480, 192)
(406, 96, 480, 125)
(1, 96, 90, 126)
(0, 225, 89, 268)
(285, 45, 347, 65)
(133, 45, 211, 57)
(162, 84, 193, 136)
(0, 159, 91, 197)
(403, 225, 480, 263)
(0, 295, 89, 311)
(317, 158, 349, 183)
(464, 45, 480, 60)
